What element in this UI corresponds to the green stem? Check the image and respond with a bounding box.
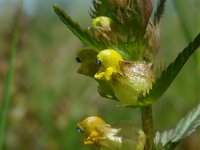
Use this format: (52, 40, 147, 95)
(0, 3, 22, 149)
(141, 105, 155, 150)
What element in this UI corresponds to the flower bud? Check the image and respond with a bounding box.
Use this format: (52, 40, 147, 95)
(92, 16, 115, 41)
(112, 61, 154, 106)
(77, 116, 146, 150)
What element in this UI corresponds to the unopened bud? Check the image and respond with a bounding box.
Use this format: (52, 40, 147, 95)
(92, 16, 115, 41)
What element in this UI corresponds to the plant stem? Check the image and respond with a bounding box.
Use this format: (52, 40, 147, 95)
(0, 3, 22, 149)
(141, 105, 155, 150)
(0, 29, 18, 150)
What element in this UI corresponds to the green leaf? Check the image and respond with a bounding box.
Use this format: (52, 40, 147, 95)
(53, 5, 104, 51)
(90, 0, 114, 18)
(154, 0, 167, 25)
(155, 103, 200, 149)
(141, 32, 200, 105)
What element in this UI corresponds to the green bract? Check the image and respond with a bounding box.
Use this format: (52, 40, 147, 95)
(113, 61, 154, 106)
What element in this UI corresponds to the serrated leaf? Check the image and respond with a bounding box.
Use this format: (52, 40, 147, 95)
(154, 0, 167, 25)
(141, 32, 200, 105)
(90, 0, 114, 18)
(157, 103, 200, 149)
(53, 5, 105, 51)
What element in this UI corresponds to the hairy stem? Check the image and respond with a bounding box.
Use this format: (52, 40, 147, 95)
(141, 105, 155, 150)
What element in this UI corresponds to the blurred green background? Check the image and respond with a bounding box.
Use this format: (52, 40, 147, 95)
(0, 0, 200, 149)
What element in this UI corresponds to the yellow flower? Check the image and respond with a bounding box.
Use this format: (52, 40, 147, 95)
(94, 49, 154, 106)
(94, 49, 123, 81)
(77, 116, 146, 150)
(77, 48, 154, 106)
(76, 49, 116, 99)
(77, 116, 109, 145)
